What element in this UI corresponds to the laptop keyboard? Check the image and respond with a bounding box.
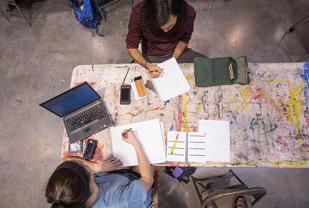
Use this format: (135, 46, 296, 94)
(65, 104, 106, 132)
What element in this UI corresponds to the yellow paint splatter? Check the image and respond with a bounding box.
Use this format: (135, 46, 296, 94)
(205, 162, 228, 166)
(230, 97, 241, 103)
(183, 93, 189, 132)
(240, 86, 251, 110)
(235, 161, 258, 166)
(233, 106, 241, 111)
(188, 162, 229, 166)
(272, 160, 307, 167)
(185, 75, 193, 80)
(195, 104, 203, 111)
(287, 83, 304, 134)
(267, 79, 291, 84)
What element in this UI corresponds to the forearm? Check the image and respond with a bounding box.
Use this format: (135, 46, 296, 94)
(172, 41, 188, 59)
(128, 48, 149, 69)
(133, 141, 153, 189)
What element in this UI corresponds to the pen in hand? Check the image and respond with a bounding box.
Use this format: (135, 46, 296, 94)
(122, 128, 132, 136)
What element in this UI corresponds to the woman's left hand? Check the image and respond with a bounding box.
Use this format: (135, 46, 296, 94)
(96, 157, 123, 172)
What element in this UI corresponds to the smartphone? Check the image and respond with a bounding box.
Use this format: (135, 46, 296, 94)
(83, 139, 97, 161)
(120, 84, 131, 105)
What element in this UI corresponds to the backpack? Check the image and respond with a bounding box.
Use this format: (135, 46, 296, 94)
(70, 0, 103, 36)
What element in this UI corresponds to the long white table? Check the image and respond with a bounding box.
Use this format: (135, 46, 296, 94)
(62, 62, 309, 168)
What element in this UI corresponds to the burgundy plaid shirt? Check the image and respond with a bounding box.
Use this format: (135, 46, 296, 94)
(126, 1, 196, 57)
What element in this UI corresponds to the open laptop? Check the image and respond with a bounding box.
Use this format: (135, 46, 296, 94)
(40, 82, 113, 143)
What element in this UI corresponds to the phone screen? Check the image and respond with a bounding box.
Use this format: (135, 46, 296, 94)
(121, 87, 130, 101)
(85, 142, 95, 156)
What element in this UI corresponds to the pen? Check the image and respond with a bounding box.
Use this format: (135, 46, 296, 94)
(171, 134, 179, 154)
(122, 128, 132, 136)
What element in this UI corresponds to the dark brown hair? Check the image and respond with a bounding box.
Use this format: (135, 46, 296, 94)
(45, 167, 87, 208)
(143, 0, 187, 27)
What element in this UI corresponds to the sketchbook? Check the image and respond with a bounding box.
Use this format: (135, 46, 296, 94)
(152, 57, 190, 101)
(166, 120, 230, 163)
(110, 119, 166, 166)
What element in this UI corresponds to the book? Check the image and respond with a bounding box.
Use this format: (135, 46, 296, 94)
(166, 120, 230, 163)
(152, 57, 190, 101)
(110, 119, 166, 166)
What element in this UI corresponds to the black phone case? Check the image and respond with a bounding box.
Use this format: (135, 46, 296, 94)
(83, 139, 97, 160)
(120, 85, 131, 105)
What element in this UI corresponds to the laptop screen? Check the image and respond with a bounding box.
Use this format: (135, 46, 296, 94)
(40, 82, 100, 117)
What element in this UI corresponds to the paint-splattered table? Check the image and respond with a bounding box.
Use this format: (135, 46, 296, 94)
(62, 62, 309, 168)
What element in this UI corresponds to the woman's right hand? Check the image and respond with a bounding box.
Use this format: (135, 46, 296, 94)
(146, 63, 161, 78)
(122, 130, 140, 146)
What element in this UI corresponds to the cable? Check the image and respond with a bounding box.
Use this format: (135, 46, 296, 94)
(121, 67, 130, 85)
(278, 13, 309, 46)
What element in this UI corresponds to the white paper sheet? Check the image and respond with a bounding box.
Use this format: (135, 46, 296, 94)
(187, 132, 207, 163)
(198, 120, 231, 162)
(110, 119, 166, 166)
(152, 58, 190, 101)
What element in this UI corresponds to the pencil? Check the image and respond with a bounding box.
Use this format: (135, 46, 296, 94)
(171, 134, 179, 154)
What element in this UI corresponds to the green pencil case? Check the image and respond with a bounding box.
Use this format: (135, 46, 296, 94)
(194, 57, 238, 87)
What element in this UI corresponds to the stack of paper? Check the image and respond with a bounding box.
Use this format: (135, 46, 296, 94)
(152, 58, 190, 101)
(110, 119, 166, 166)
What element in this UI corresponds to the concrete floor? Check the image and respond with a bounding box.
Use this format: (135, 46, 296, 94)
(0, 0, 309, 207)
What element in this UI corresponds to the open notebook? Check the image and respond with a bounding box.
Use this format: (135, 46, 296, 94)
(166, 120, 230, 163)
(110, 119, 166, 166)
(152, 58, 190, 101)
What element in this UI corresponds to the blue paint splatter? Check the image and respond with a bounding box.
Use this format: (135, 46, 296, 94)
(169, 124, 174, 131)
(301, 63, 309, 108)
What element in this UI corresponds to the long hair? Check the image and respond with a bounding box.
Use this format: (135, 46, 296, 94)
(143, 0, 187, 27)
(45, 162, 89, 208)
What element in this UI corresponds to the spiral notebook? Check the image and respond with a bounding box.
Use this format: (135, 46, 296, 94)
(152, 58, 190, 101)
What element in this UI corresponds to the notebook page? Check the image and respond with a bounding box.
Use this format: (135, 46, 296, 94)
(187, 132, 207, 163)
(152, 58, 190, 101)
(166, 131, 187, 162)
(198, 120, 230, 162)
(110, 119, 166, 166)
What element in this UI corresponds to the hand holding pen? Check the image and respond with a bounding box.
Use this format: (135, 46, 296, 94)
(122, 128, 140, 146)
(145, 63, 162, 78)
